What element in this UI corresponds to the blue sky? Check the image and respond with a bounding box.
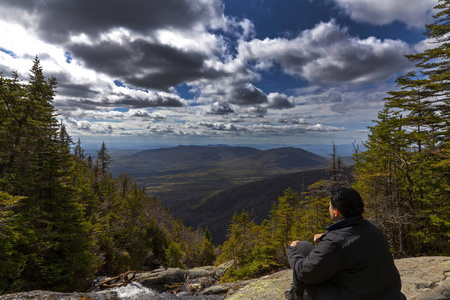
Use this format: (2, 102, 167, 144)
(0, 0, 438, 150)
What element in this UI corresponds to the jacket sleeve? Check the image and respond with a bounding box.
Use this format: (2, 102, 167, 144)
(287, 234, 344, 285)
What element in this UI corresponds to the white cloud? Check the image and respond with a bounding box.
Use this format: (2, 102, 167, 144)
(0, 0, 426, 146)
(238, 21, 413, 85)
(332, 0, 436, 28)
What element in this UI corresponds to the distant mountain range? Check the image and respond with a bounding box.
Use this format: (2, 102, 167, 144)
(110, 145, 352, 244)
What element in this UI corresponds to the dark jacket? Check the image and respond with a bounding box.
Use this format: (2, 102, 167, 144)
(287, 216, 403, 300)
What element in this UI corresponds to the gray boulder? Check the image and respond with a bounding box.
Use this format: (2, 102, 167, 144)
(0, 257, 448, 299)
(225, 256, 450, 300)
(0, 290, 120, 300)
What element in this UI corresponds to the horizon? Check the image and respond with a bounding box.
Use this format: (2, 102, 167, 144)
(80, 140, 358, 158)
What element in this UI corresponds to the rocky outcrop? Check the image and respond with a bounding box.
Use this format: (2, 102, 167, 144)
(0, 290, 120, 300)
(396, 256, 450, 300)
(225, 257, 450, 300)
(0, 257, 448, 300)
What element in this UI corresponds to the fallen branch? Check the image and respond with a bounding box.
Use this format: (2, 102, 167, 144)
(87, 271, 137, 292)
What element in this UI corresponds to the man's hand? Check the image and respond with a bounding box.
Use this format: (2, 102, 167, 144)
(314, 233, 324, 244)
(290, 240, 301, 247)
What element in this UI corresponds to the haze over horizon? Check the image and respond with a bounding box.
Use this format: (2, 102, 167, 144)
(0, 0, 437, 150)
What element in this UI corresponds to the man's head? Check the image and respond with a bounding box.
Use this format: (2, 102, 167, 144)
(329, 185, 364, 221)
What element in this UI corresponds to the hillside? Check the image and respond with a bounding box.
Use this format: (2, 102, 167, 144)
(110, 145, 330, 203)
(111, 145, 329, 179)
(183, 167, 353, 244)
(110, 145, 349, 244)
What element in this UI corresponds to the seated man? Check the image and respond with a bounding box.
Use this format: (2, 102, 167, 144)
(286, 185, 406, 300)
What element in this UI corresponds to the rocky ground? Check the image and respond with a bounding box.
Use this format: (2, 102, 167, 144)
(0, 257, 448, 300)
(226, 257, 450, 300)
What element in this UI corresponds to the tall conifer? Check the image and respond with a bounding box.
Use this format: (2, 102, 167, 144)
(0, 59, 98, 291)
(354, 0, 450, 256)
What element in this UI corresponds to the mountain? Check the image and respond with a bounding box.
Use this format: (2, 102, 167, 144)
(112, 145, 328, 174)
(184, 167, 353, 244)
(110, 145, 337, 243)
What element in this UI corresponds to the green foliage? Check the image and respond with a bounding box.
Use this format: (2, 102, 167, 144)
(0, 59, 212, 294)
(165, 242, 186, 269)
(353, 0, 450, 257)
(297, 180, 332, 241)
(0, 58, 99, 292)
(221, 246, 279, 282)
(217, 144, 350, 282)
(0, 192, 31, 294)
(200, 227, 216, 266)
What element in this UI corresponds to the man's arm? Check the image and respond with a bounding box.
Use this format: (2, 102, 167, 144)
(288, 233, 343, 285)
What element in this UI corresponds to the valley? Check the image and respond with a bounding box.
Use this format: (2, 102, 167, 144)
(110, 145, 353, 244)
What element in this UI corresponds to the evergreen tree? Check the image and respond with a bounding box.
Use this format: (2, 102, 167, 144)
(96, 142, 111, 178)
(1, 59, 213, 292)
(0, 59, 98, 291)
(354, 0, 450, 256)
(0, 192, 31, 294)
(165, 242, 186, 268)
(269, 188, 300, 263)
(200, 227, 216, 266)
(296, 143, 350, 243)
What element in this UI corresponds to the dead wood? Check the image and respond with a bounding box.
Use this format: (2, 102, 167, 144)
(87, 271, 137, 292)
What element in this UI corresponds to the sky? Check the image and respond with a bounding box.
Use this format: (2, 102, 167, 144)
(0, 0, 439, 151)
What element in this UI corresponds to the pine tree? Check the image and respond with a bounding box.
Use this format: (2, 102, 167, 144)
(200, 227, 216, 266)
(269, 188, 300, 263)
(296, 143, 350, 243)
(354, 0, 450, 256)
(0, 59, 99, 291)
(0, 192, 31, 294)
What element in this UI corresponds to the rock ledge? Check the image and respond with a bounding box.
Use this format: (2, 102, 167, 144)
(0, 257, 448, 300)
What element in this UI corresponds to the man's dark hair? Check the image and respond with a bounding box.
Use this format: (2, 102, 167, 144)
(330, 185, 365, 218)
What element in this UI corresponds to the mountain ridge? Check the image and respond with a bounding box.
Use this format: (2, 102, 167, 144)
(110, 145, 347, 243)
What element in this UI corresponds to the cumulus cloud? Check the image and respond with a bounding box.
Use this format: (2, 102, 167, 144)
(199, 122, 239, 131)
(229, 83, 268, 105)
(331, 0, 436, 28)
(0, 0, 228, 92)
(203, 101, 235, 115)
(69, 36, 225, 91)
(0, 0, 427, 145)
(65, 118, 115, 134)
(0, 0, 225, 43)
(305, 124, 343, 131)
(277, 114, 310, 124)
(266, 93, 295, 109)
(238, 106, 268, 118)
(238, 20, 413, 85)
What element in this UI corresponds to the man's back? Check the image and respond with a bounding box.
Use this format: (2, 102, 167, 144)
(288, 217, 403, 300)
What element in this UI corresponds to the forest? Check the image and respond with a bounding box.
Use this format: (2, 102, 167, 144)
(0, 59, 215, 293)
(0, 0, 449, 295)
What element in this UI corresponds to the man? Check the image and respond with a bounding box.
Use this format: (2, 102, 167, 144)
(285, 185, 405, 300)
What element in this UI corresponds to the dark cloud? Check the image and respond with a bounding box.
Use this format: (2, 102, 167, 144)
(1, 0, 228, 92)
(70, 39, 225, 91)
(56, 83, 100, 98)
(56, 93, 185, 111)
(229, 84, 268, 106)
(3, 0, 224, 43)
(266, 93, 295, 109)
(108, 95, 185, 108)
